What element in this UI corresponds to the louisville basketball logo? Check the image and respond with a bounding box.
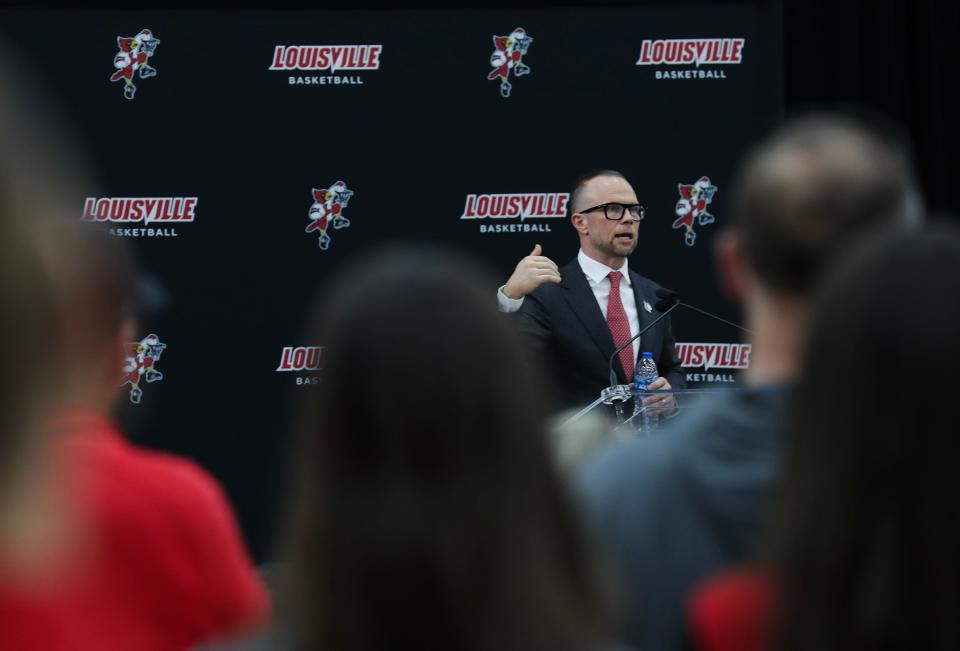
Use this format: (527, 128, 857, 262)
(121, 334, 166, 404)
(306, 181, 354, 250)
(673, 176, 717, 246)
(487, 27, 533, 98)
(276, 345, 324, 385)
(110, 29, 160, 100)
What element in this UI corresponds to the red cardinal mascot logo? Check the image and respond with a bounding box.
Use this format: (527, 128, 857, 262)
(673, 176, 717, 247)
(306, 181, 354, 251)
(110, 29, 160, 100)
(487, 28, 533, 98)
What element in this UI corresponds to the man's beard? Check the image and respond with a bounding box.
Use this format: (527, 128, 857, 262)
(589, 230, 637, 259)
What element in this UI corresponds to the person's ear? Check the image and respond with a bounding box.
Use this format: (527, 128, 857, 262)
(571, 212, 589, 236)
(714, 228, 749, 304)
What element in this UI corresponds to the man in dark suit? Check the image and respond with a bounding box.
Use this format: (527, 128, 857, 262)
(497, 170, 684, 410)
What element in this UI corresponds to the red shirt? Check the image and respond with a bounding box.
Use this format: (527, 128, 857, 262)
(1, 410, 269, 650)
(688, 568, 775, 651)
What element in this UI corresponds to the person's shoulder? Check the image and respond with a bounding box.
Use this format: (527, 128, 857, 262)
(628, 269, 665, 295)
(112, 443, 230, 516)
(529, 280, 563, 301)
(578, 424, 696, 509)
(693, 386, 789, 446)
(110, 446, 260, 587)
(578, 394, 740, 506)
(595, 425, 694, 473)
(575, 428, 700, 559)
(55, 419, 219, 502)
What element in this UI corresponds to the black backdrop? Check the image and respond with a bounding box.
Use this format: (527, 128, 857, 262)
(0, 4, 783, 560)
(782, 0, 959, 214)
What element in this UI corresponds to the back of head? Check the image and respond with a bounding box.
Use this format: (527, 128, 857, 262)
(768, 222, 960, 651)
(287, 246, 606, 651)
(0, 44, 92, 492)
(733, 113, 920, 295)
(39, 218, 138, 365)
(0, 189, 55, 476)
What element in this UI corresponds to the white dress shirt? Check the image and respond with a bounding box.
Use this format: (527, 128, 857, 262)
(497, 249, 642, 367)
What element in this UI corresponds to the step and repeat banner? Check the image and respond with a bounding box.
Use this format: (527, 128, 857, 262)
(0, 5, 782, 559)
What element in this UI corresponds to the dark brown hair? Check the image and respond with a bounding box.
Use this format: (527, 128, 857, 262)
(767, 222, 960, 651)
(0, 191, 54, 468)
(0, 45, 90, 475)
(285, 246, 608, 651)
(38, 218, 139, 357)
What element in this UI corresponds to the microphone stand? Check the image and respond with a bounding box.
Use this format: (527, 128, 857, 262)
(676, 301, 753, 335)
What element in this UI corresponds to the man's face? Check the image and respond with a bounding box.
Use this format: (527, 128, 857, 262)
(574, 175, 641, 260)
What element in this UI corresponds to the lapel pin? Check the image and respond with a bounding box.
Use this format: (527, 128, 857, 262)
(643, 300, 653, 313)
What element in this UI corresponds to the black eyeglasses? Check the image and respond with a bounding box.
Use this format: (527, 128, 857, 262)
(578, 202, 646, 221)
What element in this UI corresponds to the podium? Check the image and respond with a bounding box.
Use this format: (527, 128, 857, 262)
(548, 385, 744, 476)
(548, 388, 744, 472)
(558, 387, 742, 433)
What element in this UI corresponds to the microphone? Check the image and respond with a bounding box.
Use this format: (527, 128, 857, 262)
(605, 288, 680, 392)
(653, 287, 679, 309)
(654, 287, 677, 304)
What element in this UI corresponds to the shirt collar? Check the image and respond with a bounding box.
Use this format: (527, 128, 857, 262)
(577, 249, 631, 286)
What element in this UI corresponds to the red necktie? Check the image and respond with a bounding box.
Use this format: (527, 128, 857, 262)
(607, 271, 634, 381)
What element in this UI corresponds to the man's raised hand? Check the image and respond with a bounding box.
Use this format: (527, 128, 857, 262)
(503, 244, 561, 299)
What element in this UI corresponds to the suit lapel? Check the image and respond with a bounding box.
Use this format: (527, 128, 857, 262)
(560, 258, 625, 381)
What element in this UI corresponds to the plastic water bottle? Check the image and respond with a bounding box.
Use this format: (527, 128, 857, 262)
(632, 352, 659, 432)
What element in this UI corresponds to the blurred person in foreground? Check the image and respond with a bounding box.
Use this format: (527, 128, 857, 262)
(0, 44, 102, 648)
(215, 246, 611, 651)
(690, 222, 960, 651)
(2, 38, 267, 648)
(577, 114, 920, 651)
(0, 40, 90, 490)
(33, 221, 269, 651)
(0, 155, 68, 650)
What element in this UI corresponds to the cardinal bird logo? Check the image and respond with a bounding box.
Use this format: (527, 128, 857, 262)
(110, 29, 160, 100)
(121, 334, 166, 404)
(306, 181, 354, 251)
(673, 176, 717, 247)
(487, 27, 533, 98)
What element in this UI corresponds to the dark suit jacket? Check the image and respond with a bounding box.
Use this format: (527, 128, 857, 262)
(515, 257, 685, 411)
